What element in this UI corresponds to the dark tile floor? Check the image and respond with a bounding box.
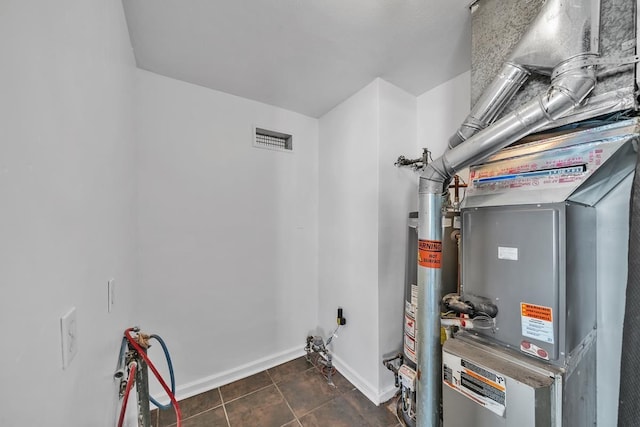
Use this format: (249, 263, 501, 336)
(150, 355, 402, 427)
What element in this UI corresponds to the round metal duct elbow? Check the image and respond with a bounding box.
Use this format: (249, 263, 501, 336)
(448, 62, 531, 149)
(419, 157, 454, 194)
(541, 60, 597, 114)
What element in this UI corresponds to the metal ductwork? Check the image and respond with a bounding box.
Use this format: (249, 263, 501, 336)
(415, 1, 600, 426)
(448, 0, 600, 149)
(448, 62, 530, 149)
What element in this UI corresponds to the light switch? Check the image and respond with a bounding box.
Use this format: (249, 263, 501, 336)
(60, 307, 78, 369)
(108, 279, 115, 313)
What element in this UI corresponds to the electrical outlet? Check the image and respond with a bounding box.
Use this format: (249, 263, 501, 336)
(107, 279, 115, 313)
(60, 307, 78, 369)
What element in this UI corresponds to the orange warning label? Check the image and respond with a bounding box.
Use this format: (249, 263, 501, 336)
(521, 303, 553, 322)
(418, 239, 442, 268)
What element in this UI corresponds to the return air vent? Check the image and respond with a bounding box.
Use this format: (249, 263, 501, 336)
(254, 127, 293, 152)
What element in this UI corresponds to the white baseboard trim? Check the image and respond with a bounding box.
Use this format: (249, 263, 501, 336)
(331, 355, 385, 405)
(151, 346, 305, 405)
(378, 383, 399, 404)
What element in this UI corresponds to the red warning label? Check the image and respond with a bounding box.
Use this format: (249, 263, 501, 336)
(521, 303, 553, 322)
(418, 239, 442, 269)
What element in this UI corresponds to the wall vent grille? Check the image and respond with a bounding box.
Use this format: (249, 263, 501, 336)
(254, 127, 293, 152)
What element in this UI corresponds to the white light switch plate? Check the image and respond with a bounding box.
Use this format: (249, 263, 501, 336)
(60, 307, 78, 369)
(107, 279, 115, 313)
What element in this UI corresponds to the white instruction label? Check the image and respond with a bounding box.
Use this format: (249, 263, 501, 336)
(405, 314, 415, 338)
(442, 217, 452, 228)
(404, 334, 416, 364)
(404, 284, 419, 364)
(522, 318, 554, 344)
(411, 284, 418, 307)
(443, 352, 506, 417)
(405, 301, 416, 318)
(498, 246, 518, 261)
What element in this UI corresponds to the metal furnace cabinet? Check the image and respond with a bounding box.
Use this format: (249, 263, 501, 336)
(442, 119, 640, 426)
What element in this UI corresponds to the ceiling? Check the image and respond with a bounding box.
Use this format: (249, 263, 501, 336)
(122, 0, 471, 118)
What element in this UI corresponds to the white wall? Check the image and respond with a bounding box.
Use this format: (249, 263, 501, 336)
(318, 79, 417, 403)
(417, 71, 471, 160)
(0, 1, 137, 425)
(377, 80, 418, 395)
(135, 70, 320, 399)
(319, 81, 381, 400)
(133, 70, 470, 406)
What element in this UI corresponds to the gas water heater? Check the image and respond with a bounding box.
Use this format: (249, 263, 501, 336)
(394, 205, 461, 426)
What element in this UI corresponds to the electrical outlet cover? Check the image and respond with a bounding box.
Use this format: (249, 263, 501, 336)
(60, 307, 78, 369)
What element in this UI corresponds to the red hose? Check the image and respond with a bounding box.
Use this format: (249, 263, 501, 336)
(125, 328, 182, 427)
(117, 362, 137, 427)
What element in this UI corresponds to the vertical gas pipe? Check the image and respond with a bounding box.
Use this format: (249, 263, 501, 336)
(416, 176, 447, 426)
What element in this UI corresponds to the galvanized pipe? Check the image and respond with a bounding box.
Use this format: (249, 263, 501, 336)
(448, 62, 530, 148)
(416, 189, 445, 427)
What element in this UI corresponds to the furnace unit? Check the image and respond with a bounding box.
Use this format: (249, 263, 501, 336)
(443, 119, 639, 426)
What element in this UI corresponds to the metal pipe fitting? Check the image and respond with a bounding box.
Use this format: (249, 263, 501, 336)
(449, 62, 530, 148)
